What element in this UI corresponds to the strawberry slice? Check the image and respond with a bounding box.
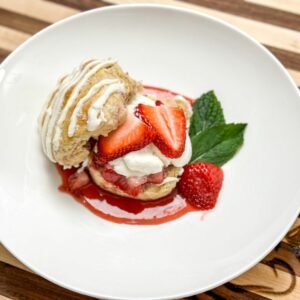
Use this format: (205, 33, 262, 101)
(100, 165, 146, 196)
(96, 114, 155, 165)
(136, 104, 186, 158)
(147, 168, 166, 184)
(178, 162, 223, 210)
(100, 164, 166, 197)
(68, 171, 90, 193)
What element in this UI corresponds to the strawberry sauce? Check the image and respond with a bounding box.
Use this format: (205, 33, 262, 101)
(57, 86, 198, 225)
(57, 165, 197, 225)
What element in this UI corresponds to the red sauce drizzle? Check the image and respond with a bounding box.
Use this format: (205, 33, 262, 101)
(57, 86, 198, 225)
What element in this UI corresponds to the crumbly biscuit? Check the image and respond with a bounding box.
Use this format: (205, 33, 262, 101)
(39, 61, 141, 166)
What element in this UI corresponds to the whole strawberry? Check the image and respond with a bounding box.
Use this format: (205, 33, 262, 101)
(178, 162, 223, 209)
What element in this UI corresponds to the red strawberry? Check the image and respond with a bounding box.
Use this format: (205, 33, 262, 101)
(136, 104, 186, 158)
(96, 114, 155, 165)
(147, 169, 166, 184)
(100, 165, 146, 196)
(178, 162, 223, 209)
(68, 171, 90, 193)
(100, 164, 166, 197)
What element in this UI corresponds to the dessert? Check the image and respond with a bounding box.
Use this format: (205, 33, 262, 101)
(39, 58, 247, 225)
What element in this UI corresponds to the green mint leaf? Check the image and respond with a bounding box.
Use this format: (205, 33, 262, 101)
(190, 123, 247, 166)
(189, 90, 225, 137)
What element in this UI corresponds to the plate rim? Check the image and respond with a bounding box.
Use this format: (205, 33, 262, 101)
(1, 4, 300, 300)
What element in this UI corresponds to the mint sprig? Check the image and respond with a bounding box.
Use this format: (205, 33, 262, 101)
(190, 123, 247, 166)
(189, 91, 225, 137)
(189, 91, 247, 166)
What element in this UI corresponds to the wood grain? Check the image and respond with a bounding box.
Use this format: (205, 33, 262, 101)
(0, 25, 30, 51)
(0, 295, 12, 300)
(0, 245, 30, 273)
(46, 0, 109, 11)
(264, 242, 300, 277)
(0, 48, 9, 62)
(207, 283, 270, 299)
(0, 262, 96, 300)
(184, 0, 300, 31)
(265, 46, 300, 71)
(109, 0, 300, 55)
(0, 7, 49, 34)
(246, 0, 300, 15)
(232, 262, 300, 299)
(0, 0, 78, 23)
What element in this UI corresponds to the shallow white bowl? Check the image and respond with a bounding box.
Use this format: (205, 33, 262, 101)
(1, 4, 300, 300)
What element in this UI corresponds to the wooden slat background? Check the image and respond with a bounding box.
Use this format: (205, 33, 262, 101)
(0, 0, 300, 299)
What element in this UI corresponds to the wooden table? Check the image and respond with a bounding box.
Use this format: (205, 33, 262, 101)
(0, 1, 300, 299)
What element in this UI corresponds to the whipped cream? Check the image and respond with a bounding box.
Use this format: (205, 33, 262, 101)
(110, 140, 191, 177)
(110, 145, 164, 177)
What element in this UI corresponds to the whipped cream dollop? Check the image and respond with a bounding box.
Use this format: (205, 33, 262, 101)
(110, 145, 164, 177)
(109, 93, 192, 178)
(110, 141, 192, 178)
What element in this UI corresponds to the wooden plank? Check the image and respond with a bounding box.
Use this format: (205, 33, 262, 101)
(232, 262, 300, 299)
(0, 244, 30, 273)
(0, 259, 273, 300)
(0, 48, 9, 63)
(266, 45, 300, 71)
(283, 218, 300, 246)
(206, 282, 270, 299)
(0, 25, 30, 51)
(184, 0, 300, 31)
(108, 0, 300, 55)
(0, 0, 78, 23)
(246, 0, 300, 15)
(0, 295, 11, 300)
(264, 242, 300, 277)
(0, 7, 49, 34)
(0, 262, 96, 300)
(46, 0, 109, 11)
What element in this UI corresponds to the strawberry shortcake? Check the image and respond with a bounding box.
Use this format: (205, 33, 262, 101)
(39, 58, 192, 200)
(39, 58, 246, 224)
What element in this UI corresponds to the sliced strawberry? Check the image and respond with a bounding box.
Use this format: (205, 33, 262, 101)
(100, 164, 166, 197)
(136, 104, 186, 158)
(100, 165, 146, 196)
(178, 162, 223, 210)
(68, 171, 90, 193)
(147, 169, 166, 184)
(100, 165, 121, 183)
(96, 114, 155, 165)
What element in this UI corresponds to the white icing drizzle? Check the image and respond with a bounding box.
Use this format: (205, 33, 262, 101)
(68, 79, 119, 137)
(42, 63, 85, 161)
(87, 81, 125, 131)
(41, 58, 118, 162)
(52, 58, 117, 152)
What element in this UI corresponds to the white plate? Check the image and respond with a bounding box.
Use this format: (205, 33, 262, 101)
(1, 4, 300, 300)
